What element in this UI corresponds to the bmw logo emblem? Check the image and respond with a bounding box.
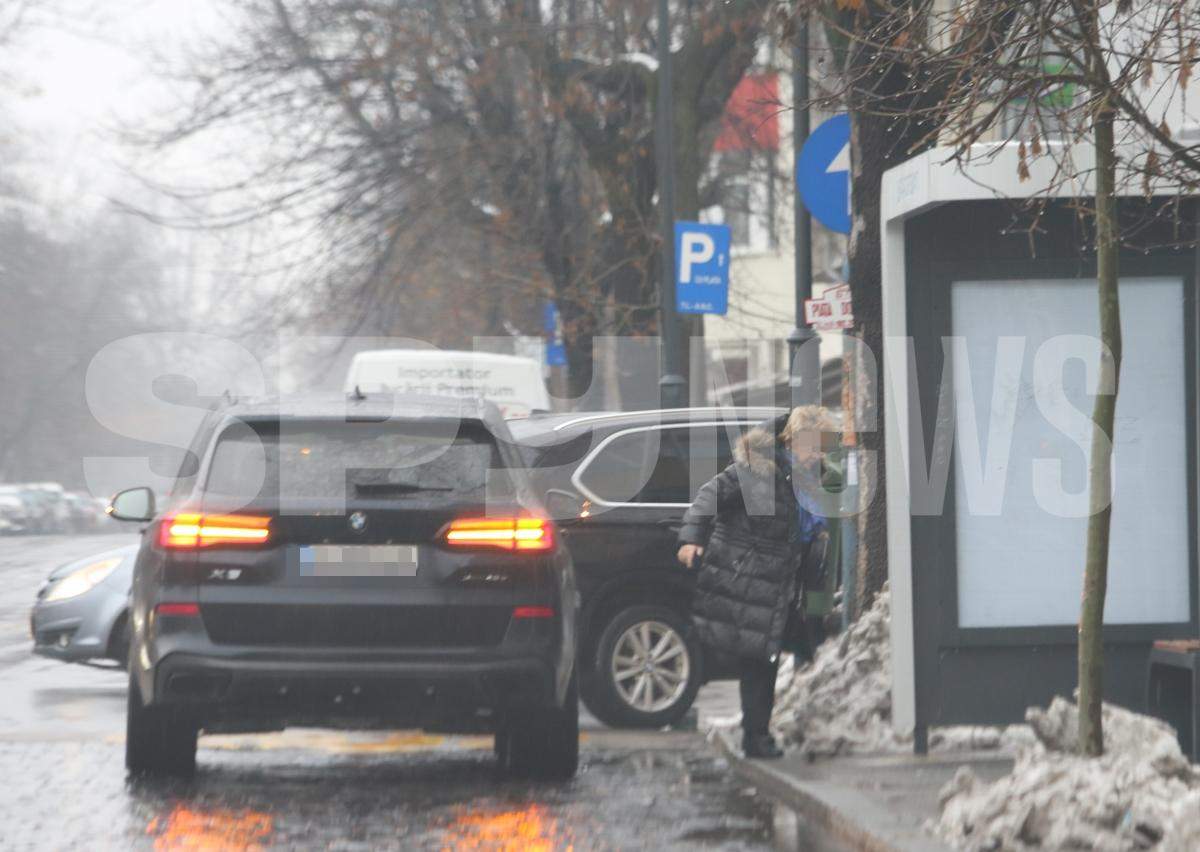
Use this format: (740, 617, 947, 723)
(348, 511, 368, 534)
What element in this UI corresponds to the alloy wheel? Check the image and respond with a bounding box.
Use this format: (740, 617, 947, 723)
(609, 619, 690, 714)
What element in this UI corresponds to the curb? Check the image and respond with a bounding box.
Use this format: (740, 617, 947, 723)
(708, 729, 954, 852)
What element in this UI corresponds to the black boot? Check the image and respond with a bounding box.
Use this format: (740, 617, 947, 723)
(742, 733, 784, 759)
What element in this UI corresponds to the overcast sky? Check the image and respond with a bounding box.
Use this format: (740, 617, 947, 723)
(1, 0, 290, 328)
(6, 0, 223, 212)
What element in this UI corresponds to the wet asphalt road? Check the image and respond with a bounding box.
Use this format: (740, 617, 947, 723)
(0, 534, 804, 851)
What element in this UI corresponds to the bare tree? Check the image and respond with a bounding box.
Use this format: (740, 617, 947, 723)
(803, 0, 1200, 755)
(0, 190, 181, 484)
(786, 0, 999, 607)
(0, 0, 41, 45)
(131, 1, 774, 397)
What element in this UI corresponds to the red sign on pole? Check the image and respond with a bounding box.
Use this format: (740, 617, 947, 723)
(803, 283, 854, 331)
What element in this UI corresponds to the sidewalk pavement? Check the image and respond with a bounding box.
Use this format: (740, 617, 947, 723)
(711, 730, 1013, 852)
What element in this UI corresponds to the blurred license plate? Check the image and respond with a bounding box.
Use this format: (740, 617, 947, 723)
(298, 545, 419, 577)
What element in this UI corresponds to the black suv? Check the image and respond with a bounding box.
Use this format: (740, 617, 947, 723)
(109, 394, 578, 779)
(508, 406, 786, 729)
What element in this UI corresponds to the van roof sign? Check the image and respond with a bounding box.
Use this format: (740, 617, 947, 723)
(344, 349, 551, 417)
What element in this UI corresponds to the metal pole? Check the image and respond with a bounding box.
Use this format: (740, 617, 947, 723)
(787, 19, 820, 406)
(656, 0, 687, 407)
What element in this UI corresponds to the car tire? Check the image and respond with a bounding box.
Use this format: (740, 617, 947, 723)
(498, 671, 579, 781)
(493, 725, 509, 766)
(108, 612, 131, 669)
(584, 605, 702, 730)
(125, 672, 198, 777)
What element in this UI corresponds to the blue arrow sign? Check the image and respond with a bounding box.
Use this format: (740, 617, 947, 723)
(674, 221, 730, 315)
(797, 113, 851, 234)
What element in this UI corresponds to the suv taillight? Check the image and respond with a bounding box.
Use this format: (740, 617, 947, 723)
(159, 512, 271, 549)
(442, 517, 554, 552)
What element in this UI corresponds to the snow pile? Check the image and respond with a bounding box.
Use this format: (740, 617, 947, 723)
(932, 697, 1198, 851)
(1162, 791, 1200, 851)
(927, 724, 1043, 757)
(763, 585, 1022, 757)
(770, 584, 909, 756)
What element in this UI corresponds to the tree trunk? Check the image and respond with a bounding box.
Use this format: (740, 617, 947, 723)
(848, 110, 890, 606)
(1078, 100, 1121, 758)
(833, 2, 939, 605)
(830, 0, 1023, 606)
(846, 105, 925, 605)
(560, 296, 600, 400)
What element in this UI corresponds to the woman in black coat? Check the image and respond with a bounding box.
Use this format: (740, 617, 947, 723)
(676, 406, 836, 759)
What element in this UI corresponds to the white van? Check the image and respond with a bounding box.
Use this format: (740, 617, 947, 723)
(344, 349, 551, 416)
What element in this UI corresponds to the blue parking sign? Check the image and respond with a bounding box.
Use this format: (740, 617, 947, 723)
(674, 221, 730, 315)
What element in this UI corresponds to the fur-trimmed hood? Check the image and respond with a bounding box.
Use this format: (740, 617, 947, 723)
(733, 414, 789, 477)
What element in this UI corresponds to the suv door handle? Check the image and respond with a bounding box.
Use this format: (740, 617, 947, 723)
(657, 519, 682, 533)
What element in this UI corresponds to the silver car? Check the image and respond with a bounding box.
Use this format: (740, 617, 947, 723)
(30, 544, 138, 666)
(0, 494, 28, 534)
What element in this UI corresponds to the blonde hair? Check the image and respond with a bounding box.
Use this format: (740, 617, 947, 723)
(779, 405, 840, 444)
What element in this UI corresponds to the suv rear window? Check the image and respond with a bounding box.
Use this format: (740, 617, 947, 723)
(204, 419, 513, 503)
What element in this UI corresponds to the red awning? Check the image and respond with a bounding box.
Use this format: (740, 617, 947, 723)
(714, 73, 780, 152)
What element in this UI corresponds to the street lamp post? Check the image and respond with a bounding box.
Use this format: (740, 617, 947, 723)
(656, 0, 687, 408)
(788, 20, 820, 406)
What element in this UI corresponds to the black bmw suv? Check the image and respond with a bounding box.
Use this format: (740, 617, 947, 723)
(108, 394, 578, 779)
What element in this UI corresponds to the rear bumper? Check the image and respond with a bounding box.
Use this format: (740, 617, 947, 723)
(152, 651, 559, 733)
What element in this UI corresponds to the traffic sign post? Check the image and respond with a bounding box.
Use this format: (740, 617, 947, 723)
(674, 221, 730, 315)
(655, 0, 687, 407)
(789, 31, 820, 407)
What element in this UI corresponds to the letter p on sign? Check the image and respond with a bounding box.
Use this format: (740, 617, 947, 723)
(679, 232, 715, 283)
(674, 221, 730, 315)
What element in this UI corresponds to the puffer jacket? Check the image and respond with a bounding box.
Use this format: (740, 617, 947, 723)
(677, 414, 823, 662)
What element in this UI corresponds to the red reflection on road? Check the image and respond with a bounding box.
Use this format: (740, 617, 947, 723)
(441, 804, 571, 851)
(146, 803, 273, 850)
